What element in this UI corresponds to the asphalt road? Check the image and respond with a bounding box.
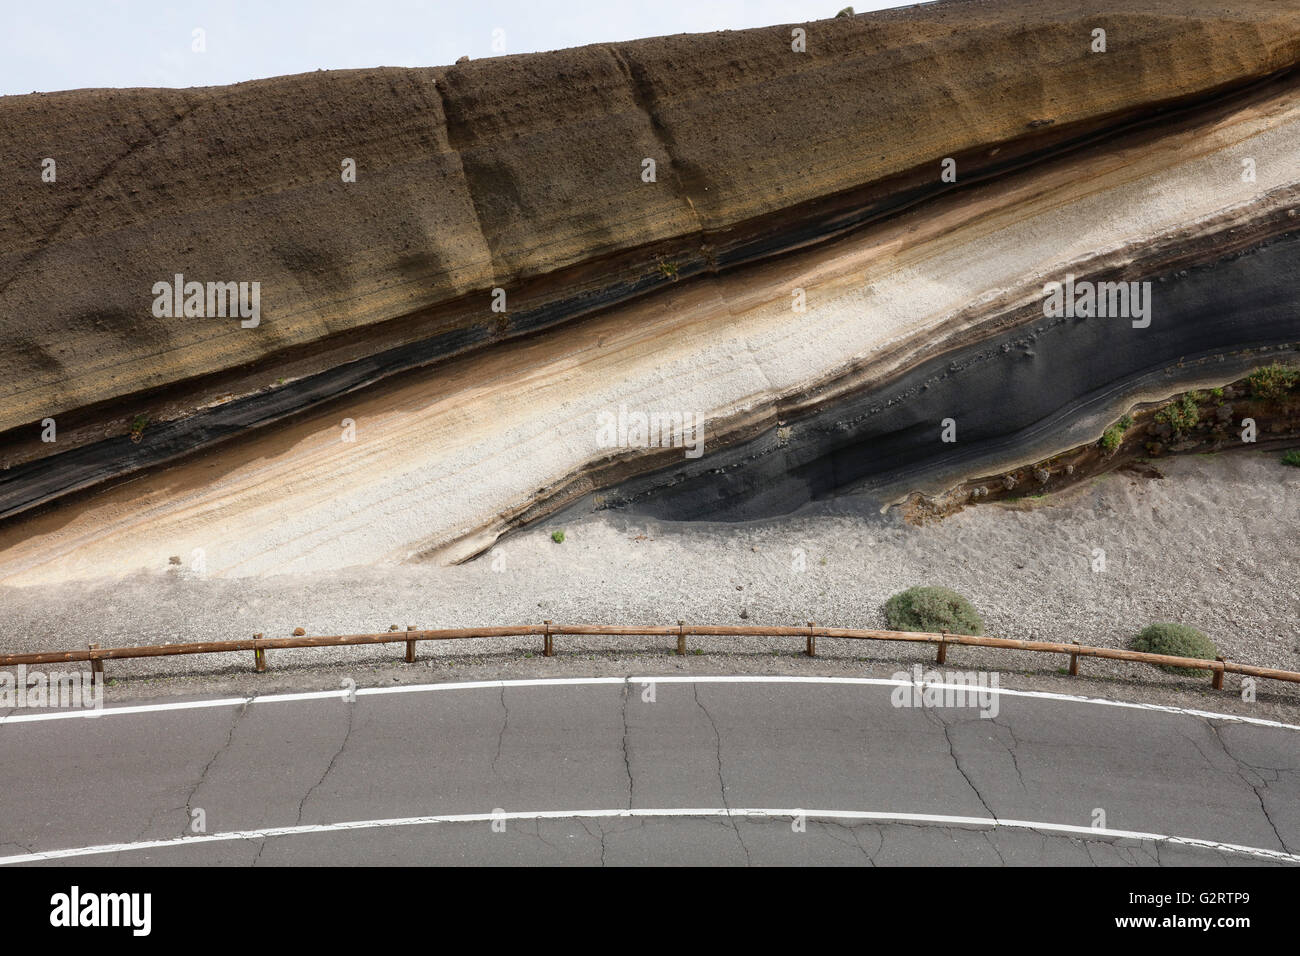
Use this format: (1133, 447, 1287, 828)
(1, 677, 1297, 866)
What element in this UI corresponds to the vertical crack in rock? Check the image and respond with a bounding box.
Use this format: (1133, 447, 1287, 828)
(692, 683, 751, 865)
(608, 45, 707, 238)
(427, 74, 499, 286)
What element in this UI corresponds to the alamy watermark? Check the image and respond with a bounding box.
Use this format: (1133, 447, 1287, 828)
(891, 664, 1000, 718)
(0, 666, 103, 710)
(152, 273, 260, 328)
(1042, 273, 1151, 328)
(595, 404, 705, 458)
(50, 886, 150, 936)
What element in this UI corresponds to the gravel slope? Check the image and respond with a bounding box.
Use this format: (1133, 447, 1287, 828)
(0, 451, 1295, 720)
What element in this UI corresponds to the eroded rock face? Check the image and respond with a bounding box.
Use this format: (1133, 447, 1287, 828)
(0, 0, 1299, 582)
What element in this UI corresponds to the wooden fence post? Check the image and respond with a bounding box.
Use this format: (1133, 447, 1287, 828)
(405, 625, 416, 663)
(806, 621, 816, 657)
(935, 635, 947, 665)
(676, 620, 686, 656)
(88, 642, 103, 685)
(252, 634, 266, 672)
(1068, 641, 1080, 676)
(1213, 657, 1226, 691)
(543, 620, 554, 657)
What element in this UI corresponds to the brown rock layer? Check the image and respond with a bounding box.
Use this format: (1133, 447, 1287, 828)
(2, 0, 1299, 453)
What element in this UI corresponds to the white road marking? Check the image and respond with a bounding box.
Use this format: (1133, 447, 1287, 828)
(1, 807, 1295, 866)
(1, 675, 1295, 731)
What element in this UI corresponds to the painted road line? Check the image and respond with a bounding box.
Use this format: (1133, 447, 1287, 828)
(2, 807, 1297, 866)
(1, 675, 1295, 732)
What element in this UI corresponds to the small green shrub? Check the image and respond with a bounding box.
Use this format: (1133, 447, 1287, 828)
(1130, 623, 1218, 677)
(550, 530, 565, 544)
(1282, 449, 1300, 467)
(1155, 395, 1199, 439)
(884, 586, 984, 636)
(129, 414, 148, 442)
(1246, 363, 1300, 400)
(656, 257, 679, 281)
(1100, 414, 1134, 452)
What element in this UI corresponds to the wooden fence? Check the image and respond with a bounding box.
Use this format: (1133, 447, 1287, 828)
(2, 621, 1296, 693)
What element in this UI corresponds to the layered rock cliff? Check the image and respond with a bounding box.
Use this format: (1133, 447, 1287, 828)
(1, 0, 1298, 583)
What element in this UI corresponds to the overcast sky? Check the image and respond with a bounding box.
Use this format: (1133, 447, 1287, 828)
(1, 0, 915, 96)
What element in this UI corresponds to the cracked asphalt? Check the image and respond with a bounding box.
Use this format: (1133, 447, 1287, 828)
(1, 678, 1297, 866)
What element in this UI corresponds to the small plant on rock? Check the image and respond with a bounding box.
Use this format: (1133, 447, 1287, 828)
(656, 257, 680, 281)
(129, 414, 148, 443)
(1100, 414, 1134, 453)
(1246, 363, 1300, 401)
(1155, 395, 1199, 439)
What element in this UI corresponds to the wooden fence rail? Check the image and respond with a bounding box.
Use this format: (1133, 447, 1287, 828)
(1, 622, 1297, 692)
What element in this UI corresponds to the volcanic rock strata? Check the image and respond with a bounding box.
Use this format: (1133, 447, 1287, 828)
(1, 0, 1299, 583)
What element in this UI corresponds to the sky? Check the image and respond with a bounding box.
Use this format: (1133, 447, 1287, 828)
(1, 0, 916, 96)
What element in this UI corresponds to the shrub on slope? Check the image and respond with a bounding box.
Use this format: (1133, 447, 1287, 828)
(884, 586, 985, 636)
(1131, 623, 1218, 677)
